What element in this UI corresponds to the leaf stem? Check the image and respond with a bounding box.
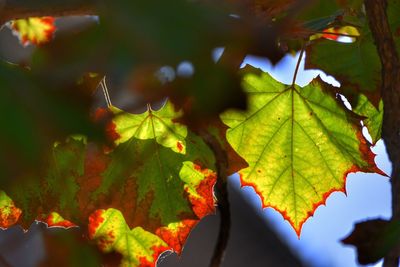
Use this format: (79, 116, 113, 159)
(198, 129, 230, 267)
(101, 76, 112, 108)
(292, 46, 305, 86)
(364, 0, 400, 266)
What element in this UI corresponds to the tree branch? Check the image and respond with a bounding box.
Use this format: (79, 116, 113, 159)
(364, 1, 400, 266)
(198, 129, 230, 267)
(0, 0, 97, 25)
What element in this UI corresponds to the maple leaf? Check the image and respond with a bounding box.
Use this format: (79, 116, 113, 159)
(6, 101, 216, 265)
(10, 17, 56, 46)
(220, 66, 383, 235)
(92, 102, 216, 252)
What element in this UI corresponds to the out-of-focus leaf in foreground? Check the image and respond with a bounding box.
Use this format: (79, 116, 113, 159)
(0, 61, 102, 185)
(11, 17, 56, 46)
(0, 191, 21, 228)
(305, 0, 400, 109)
(221, 66, 383, 235)
(30, 0, 287, 119)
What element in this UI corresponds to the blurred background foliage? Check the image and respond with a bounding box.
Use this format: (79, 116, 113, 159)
(1, 0, 350, 184)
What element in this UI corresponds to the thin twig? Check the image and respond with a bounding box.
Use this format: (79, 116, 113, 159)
(101, 76, 112, 107)
(197, 129, 230, 267)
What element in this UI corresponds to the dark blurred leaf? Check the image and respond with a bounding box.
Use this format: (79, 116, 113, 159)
(0, 61, 102, 185)
(40, 226, 120, 267)
(305, 0, 400, 108)
(29, 0, 288, 119)
(342, 219, 400, 265)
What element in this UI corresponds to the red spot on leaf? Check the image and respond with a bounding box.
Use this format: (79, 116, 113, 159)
(40, 213, 76, 228)
(106, 122, 120, 142)
(322, 28, 340, 41)
(355, 131, 386, 176)
(88, 209, 105, 239)
(94, 108, 109, 121)
(194, 164, 202, 172)
(177, 141, 184, 152)
(93, 108, 121, 144)
(188, 164, 217, 218)
(156, 220, 196, 253)
(138, 244, 170, 267)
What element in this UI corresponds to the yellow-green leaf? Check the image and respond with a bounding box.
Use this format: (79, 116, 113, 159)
(221, 66, 383, 235)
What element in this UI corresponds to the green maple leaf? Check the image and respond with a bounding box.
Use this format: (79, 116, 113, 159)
(221, 66, 383, 235)
(93, 102, 216, 252)
(6, 101, 216, 265)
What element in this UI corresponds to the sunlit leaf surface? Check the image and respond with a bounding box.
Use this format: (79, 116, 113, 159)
(221, 66, 383, 235)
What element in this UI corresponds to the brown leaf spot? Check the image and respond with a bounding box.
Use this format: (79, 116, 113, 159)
(156, 219, 197, 253)
(188, 164, 217, 218)
(39, 213, 76, 228)
(177, 141, 184, 153)
(139, 244, 170, 267)
(88, 209, 105, 239)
